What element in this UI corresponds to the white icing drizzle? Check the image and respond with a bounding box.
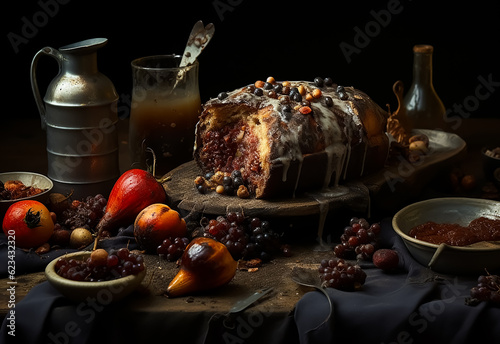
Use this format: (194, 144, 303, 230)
(360, 142, 368, 176)
(204, 80, 371, 196)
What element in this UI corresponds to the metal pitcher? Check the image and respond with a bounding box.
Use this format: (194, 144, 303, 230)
(30, 38, 119, 198)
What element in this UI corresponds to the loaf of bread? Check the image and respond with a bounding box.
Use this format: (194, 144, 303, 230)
(193, 77, 389, 199)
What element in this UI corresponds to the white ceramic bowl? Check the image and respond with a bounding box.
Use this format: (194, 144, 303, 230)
(392, 197, 500, 275)
(45, 251, 146, 303)
(0, 172, 53, 221)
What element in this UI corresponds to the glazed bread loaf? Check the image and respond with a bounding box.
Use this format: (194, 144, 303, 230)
(194, 78, 389, 198)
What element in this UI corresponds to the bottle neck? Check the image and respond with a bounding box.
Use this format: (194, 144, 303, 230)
(62, 52, 99, 75)
(412, 52, 433, 86)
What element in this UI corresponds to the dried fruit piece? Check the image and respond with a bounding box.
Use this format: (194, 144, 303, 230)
(299, 106, 312, 115)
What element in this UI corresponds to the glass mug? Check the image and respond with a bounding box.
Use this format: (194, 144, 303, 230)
(129, 55, 201, 177)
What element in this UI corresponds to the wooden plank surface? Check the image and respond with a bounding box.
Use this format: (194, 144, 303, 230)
(0, 244, 332, 318)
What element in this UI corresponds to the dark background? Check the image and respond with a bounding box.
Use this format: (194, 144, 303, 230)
(3, 0, 500, 124)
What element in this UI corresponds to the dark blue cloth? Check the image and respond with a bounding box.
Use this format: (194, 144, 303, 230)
(293, 218, 500, 343)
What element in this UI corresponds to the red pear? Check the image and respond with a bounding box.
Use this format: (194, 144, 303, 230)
(96, 169, 166, 235)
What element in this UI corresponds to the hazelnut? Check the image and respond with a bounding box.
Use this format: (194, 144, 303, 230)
(312, 88, 322, 98)
(266, 76, 276, 84)
(254, 80, 265, 88)
(216, 185, 225, 194)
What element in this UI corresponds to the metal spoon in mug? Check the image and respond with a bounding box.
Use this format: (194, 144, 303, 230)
(168, 20, 214, 95)
(180, 20, 215, 67)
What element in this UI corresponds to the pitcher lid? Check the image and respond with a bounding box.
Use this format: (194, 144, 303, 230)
(59, 38, 108, 53)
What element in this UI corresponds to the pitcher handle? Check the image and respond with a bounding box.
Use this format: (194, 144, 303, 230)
(30, 46, 63, 130)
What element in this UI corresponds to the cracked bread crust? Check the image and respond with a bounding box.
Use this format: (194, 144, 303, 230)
(194, 80, 389, 198)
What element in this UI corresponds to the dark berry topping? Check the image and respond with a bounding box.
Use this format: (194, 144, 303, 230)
(291, 92, 302, 102)
(314, 77, 324, 87)
(231, 170, 242, 179)
(217, 92, 228, 100)
(233, 176, 244, 188)
(263, 82, 274, 90)
(273, 83, 283, 94)
(325, 96, 333, 107)
(267, 90, 277, 99)
(324, 77, 333, 86)
(281, 104, 293, 121)
(254, 88, 264, 96)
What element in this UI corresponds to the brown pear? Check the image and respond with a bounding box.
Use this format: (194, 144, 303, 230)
(166, 237, 237, 297)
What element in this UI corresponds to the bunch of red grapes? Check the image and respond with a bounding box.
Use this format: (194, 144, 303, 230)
(333, 217, 381, 261)
(198, 212, 289, 262)
(469, 274, 500, 305)
(157, 237, 190, 262)
(318, 258, 367, 290)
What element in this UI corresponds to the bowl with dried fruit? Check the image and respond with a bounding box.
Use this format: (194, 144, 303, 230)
(45, 248, 146, 302)
(0, 172, 53, 221)
(392, 197, 500, 275)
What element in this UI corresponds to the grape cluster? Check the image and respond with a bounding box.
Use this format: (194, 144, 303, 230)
(157, 237, 190, 261)
(54, 248, 144, 281)
(60, 194, 107, 230)
(318, 258, 367, 290)
(333, 217, 381, 261)
(469, 274, 500, 304)
(198, 212, 287, 262)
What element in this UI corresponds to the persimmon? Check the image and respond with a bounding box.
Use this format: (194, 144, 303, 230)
(134, 203, 187, 252)
(2, 200, 55, 249)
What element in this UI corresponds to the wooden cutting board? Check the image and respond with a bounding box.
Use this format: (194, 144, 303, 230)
(162, 160, 370, 218)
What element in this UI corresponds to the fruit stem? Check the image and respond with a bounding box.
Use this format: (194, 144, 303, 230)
(24, 208, 42, 229)
(145, 147, 157, 177)
(145, 146, 171, 183)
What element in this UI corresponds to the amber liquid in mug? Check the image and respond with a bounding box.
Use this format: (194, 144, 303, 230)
(129, 94, 201, 176)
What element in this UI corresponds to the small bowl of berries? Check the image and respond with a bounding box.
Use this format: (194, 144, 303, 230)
(45, 248, 146, 303)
